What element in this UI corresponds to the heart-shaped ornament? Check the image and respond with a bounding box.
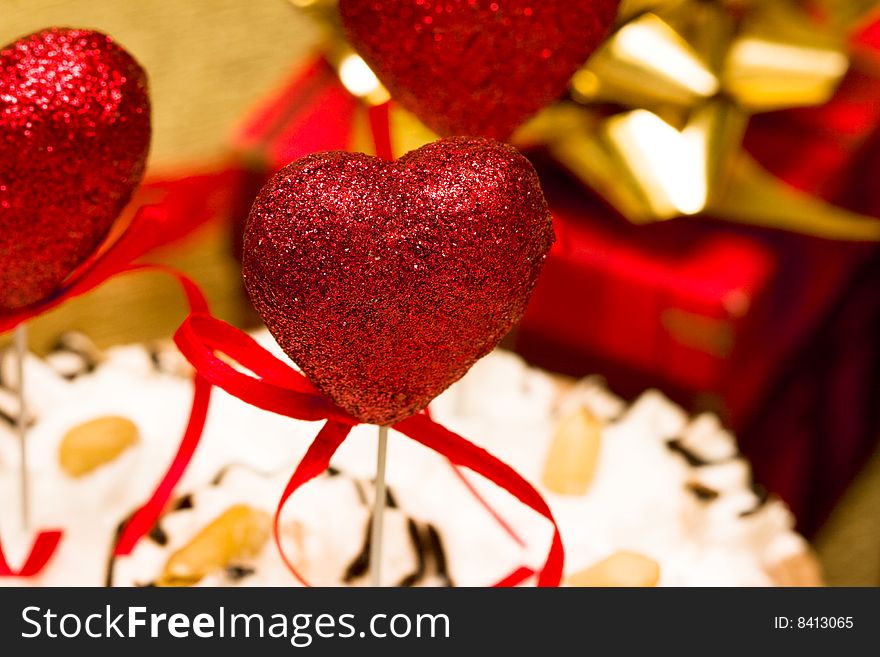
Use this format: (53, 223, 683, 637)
(243, 137, 554, 425)
(0, 28, 151, 312)
(339, 0, 620, 140)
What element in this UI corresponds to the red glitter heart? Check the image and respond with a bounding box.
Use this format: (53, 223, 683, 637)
(339, 0, 619, 140)
(243, 137, 554, 425)
(0, 28, 151, 311)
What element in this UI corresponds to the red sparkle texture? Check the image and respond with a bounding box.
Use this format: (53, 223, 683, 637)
(243, 137, 554, 425)
(0, 28, 151, 311)
(339, 0, 620, 139)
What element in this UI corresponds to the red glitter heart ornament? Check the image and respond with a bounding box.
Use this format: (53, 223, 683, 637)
(243, 137, 554, 425)
(0, 28, 151, 312)
(339, 0, 620, 140)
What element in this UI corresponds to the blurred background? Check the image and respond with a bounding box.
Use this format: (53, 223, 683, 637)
(1, 0, 879, 585)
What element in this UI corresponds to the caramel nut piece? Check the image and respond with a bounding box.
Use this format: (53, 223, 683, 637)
(159, 505, 271, 587)
(542, 406, 603, 495)
(59, 416, 140, 477)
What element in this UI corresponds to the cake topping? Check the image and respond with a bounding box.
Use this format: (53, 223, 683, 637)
(686, 482, 721, 501)
(146, 340, 193, 378)
(172, 494, 195, 511)
(59, 416, 140, 477)
(424, 523, 454, 587)
(679, 414, 740, 462)
(225, 564, 257, 582)
(0, 386, 35, 428)
(148, 524, 169, 546)
(542, 406, 603, 495)
(158, 505, 271, 587)
(666, 438, 712, 467)
(690, 459, 752, 493)
(45, 332, 104, 380)
(740, 481, 771, 517)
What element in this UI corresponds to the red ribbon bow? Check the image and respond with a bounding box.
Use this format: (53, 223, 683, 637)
(162, 313, 565, 587)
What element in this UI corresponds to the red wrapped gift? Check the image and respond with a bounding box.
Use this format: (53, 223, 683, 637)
(517, 158, 876, 422)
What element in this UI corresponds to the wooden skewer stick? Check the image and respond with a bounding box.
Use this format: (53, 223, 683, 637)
(369, 425, 389, 587)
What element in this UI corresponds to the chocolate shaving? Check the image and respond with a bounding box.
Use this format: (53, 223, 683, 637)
(739, 480, 771, 517)
(226, 564, 256, 581)
(0, 348, 10, 390)
(342, 515, 373, 583)
(665, 439, 712, 467)
(359, 477, 398, 509)
(395, 519, 427, 587)
(0, 407, 14, 426)
(352, 480, 368, 506)
(148, 345, 163, 372)
(0, 388, 35, 428)
(148, 523, 169, 546)
(210, 466, 230, 486)
(385, 487, 398, 510)
(105, 512, 135, 586)
(209, 462, 286, 486)
(685, 481, 720, 502)
(0, 406, 34, 429)
(425, 523, 454, 587)
(47, 332, 101, 380)
(173, 494, 195, 511)
(52, 331, 102, 362)
(343, 484, 403, 584)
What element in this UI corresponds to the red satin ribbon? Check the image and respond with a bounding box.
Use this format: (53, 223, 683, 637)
(172, 313, 565, 587)
(367, 102, 394, 161)
(0, 531, 62, 578)
(0, 206, 211, 577)
(112, 265, 211, 555)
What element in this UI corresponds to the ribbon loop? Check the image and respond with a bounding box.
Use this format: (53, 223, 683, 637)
(175, 314, 353, 423)
(273, 420, 353, 586)
(0, 530, 62, 578)
(170, 313, 565, 587)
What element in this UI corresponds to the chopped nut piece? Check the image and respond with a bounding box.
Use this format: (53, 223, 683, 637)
(542, 406, 602, 495)
(565, 551, 661, 587)
(159, 505, 271, 587)
(59, 416, 140, 477)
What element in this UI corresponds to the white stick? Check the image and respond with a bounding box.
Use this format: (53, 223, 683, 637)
(14, 323, 30, 530)
(369, 425, 389, 587)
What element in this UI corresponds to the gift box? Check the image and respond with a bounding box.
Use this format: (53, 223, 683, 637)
(518, 159, 875, 421)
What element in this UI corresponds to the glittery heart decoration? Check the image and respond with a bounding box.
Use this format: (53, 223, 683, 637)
(339, 0, 620, 140)
(0, 28, 151, 311)
(243, 137, 554, 425)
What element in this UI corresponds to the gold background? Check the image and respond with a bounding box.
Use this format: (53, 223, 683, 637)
(2, 0, 879, 585)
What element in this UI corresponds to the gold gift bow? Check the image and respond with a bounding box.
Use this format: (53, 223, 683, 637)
(291, 0, 880, 241)
(528, 0, 880, 239)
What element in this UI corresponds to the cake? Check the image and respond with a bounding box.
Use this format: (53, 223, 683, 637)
(0, 330, 821, 586)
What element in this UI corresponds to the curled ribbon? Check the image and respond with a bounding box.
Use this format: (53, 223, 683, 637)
(0, 205, 211, 578)
(170, 313, 565, 587)
(0, 531, 61, 578)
